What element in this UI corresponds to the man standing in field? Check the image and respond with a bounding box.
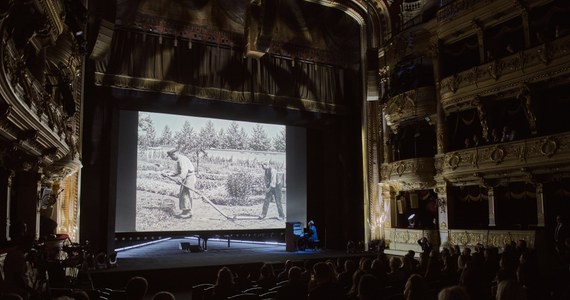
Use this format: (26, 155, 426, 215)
(259, 162, 285, 220)
(164, 149, 195, 218)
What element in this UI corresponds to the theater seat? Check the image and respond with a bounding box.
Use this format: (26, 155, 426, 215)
(228, 292, 261, 300)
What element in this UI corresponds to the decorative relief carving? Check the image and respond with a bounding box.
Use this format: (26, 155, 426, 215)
(537, 43, 552, 65)
(447, 74, 461, 93)
(440, 34, 570, 114)
(440, 132, 570, 186)
(448, 152, 461, 170)
(448, 230, 535, 249)
(540, 137, 558, 158)
(437, 197, 447, 213)
(487, 60, 502, 80)
(489, 146, 506, 164)
(381, 158, 436, 185)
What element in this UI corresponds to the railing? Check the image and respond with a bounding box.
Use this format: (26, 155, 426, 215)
(439, 34, 570, 113)
(384, 228, 439, 252)
(438, 132, 570, 184)
(384, 228, 537, 251)
(447, 229, 537, 250)
(381, 157, 436, 188)
(437, 0, 485, 24)
(384, 86, 436, 127)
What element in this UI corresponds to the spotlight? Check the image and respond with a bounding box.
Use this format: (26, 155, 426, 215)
(408, 213, 416, 228)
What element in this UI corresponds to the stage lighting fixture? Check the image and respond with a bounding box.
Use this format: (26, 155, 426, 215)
(408, 213, 416, 228)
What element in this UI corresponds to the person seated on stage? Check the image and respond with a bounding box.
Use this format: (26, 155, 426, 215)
(306, 220, 320, 248)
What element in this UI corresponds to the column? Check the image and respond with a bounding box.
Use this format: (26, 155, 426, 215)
(472, 20, 486, 63)
(536, 183, 545, 226)
(430, 38, 447, 155)
(382, 109, 393, 163)
(520, 6, 531, 48)
(5, 171, 14, 241)
(436, 184, 449, 248)
(488, 187, 496, 227)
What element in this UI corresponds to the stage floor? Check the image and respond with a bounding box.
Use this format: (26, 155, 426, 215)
(88, 237, 368, 295)
(108, 237, 352, 272)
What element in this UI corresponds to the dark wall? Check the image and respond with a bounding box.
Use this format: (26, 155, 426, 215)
(79, 70, 118, 254)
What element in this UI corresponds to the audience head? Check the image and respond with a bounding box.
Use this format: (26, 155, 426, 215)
(357, 274, 380, 300)
(344, 259, 357, 273)
(389, 256, 402, 272)
(496, 280, 527, 300)
(71, 290, 90, 300)
(152, 291, 175, 300)
(404, 274, 431, 300)
(438, 285, 470, 300)
(125, 276, 148, 300)
(313, 261, 334, 283)
(288, 266, 302, 282)
(259, 263, 275, 278)
(216, 266, 235, 287)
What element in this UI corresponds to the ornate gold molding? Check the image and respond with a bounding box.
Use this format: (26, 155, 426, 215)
(384, 86, 436, 128)
(448, 229, 536, 249)
(381, 157, 436, 190)
(440, 34, 570, 113)
(439, 132, 570, 185)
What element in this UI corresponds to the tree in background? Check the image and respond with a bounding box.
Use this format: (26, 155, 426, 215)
(223, 122, 243, 150)
(138, 113, 157, 149)
(239, 127, 249, 150)
(158, 125, 173, 146)
(249, 124, 271, 151)
(198, 120, 218, 149)
(273, 128, 286, 152)
(175, 121, 196, 153)
(217, 128, 227, 149)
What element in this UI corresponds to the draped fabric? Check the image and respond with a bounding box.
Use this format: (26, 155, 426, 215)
(96, 29, 347, 113)
(458, 186, 488, 203)
(502, 182, 536, 200)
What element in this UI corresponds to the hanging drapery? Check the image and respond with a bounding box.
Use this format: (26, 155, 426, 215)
(95, 29, 348, 114)
(458, 186, 489, 202)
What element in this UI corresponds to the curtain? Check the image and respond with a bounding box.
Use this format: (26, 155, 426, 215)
(98, 29, 344, 112)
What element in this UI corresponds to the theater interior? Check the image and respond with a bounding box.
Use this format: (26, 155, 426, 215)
(1, 0, 569, 299)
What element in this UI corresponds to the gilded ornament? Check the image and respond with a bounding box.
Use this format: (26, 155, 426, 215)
(540, 137, 558, 157)
(490, 146, 505, 164)
(448, 153, 461, 170)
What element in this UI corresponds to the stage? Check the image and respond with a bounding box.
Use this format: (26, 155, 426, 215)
(88, 237, 368, 295)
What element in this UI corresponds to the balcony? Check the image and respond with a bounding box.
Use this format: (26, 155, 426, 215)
(439, 34, 570, 114)
(447, 229, 536, 249)
(437, 132, 570, 185)
(384, 86, 436, 128)
(381, 157, 436, 189)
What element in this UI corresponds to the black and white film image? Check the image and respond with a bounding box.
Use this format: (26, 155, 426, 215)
(136, 112, 286, 232)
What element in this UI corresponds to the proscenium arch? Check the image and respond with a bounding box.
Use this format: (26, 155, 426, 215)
(305, 0, 389, 249)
